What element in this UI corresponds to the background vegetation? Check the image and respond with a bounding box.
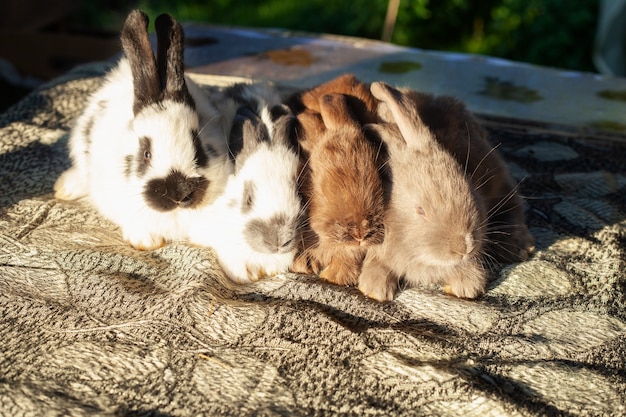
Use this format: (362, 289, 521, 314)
(72, 0, 599, 73)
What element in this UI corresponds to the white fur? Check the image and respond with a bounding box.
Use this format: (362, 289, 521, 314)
(54, 59, 233, 250)
(184, 117, 301, 284)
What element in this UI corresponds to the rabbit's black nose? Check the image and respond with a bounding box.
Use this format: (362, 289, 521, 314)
(144, 170, 209, 211)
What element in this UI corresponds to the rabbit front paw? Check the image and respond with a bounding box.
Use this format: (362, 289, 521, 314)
(54, 167, 89, 201)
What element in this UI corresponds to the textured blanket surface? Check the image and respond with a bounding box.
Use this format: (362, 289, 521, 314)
(1, 65, 626, 417)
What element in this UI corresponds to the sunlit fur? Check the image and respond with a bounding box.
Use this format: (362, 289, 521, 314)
(395, 89, 535, 264)
(54, 13, 231, 250)
(184, 91, 302, 284)
(185, 143, 301, 283)
(289, 79, 388, 286)
(297, 73, 378, 126)
(358, 82, 489, 301)
(359, 82, 535, 301)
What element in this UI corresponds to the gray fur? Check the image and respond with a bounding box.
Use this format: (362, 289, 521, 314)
(241, 180, 255, 214)
(136, 136, 152, 177)
(243, 213, 296, 254)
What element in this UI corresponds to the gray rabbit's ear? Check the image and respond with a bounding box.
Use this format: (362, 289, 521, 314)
(370, 82, 433, 153)
(155, 13, 195, 109)
(121, 10, 160, 115)
(364, 122, 404, 151)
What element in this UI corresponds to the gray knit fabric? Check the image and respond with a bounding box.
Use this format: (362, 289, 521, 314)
(1, 65, 625, 416)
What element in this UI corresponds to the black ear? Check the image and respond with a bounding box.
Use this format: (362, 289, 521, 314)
(155, 13, 195, 109)
(228, 106, 269, 172)
(121, 10, 160, 115)
(228, 106, 257, 161)
(269, 104, 298, 151)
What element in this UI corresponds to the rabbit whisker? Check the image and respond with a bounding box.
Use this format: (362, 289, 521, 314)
(463, 121, 471, 178)
(485, 182, 525, 219)
(469, 142, 502, 184)
(296, 158, 312, 184)
(473, 173, 497, 194)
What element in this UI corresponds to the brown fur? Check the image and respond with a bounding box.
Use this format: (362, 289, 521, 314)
(287, 73, 379, 154)
(299, 74, 378, 124)
(289, 79, 388, 286)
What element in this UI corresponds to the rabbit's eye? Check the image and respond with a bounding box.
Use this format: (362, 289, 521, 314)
(245, 192, 253, 209)
(136, 136, 153, 177)
(241, 180, 256, 214)
(416, 206, 426, 217)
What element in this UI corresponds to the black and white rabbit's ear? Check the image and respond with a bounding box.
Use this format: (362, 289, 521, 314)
(370, 82, 433, 153)
(154, 13, 194, 109)
(228, 106, 267, 169)
(268, 104, 298, 151)
(121, 10, 160, 115)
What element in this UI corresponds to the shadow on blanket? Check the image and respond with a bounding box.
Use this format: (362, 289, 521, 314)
(1, 66, 625, 416)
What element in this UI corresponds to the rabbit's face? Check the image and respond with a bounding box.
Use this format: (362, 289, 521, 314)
(368, 82, 487, 270)
(386, 147, 486, 268)
(307, 130, 386, 249)
(129, 100, 211, 211)
(237, 144, 301, 255)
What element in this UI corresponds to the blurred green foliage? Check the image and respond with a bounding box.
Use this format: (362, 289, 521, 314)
(73, 0, 600, 73)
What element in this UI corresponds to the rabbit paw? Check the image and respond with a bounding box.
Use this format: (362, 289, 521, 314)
(54, 167, 89, 201)
(442, 264, 486, 299)
(291, 250, 322, 275)
(123, 231, 166, 251)
(245, 264, 268, 283)
(357, 262, 397, 302)
(319, 256, 360, 286)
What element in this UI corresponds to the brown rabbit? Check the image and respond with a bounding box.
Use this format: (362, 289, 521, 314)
(290, 90, 388, 286)
(287, 73, 379, 154)
(358, 82, 534, 301)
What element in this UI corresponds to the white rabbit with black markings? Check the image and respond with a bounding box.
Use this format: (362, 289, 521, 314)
(185, 99, 302, 284)
(54, 10, 232, 250)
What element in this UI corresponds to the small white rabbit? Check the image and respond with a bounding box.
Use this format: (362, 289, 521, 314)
(54, 10, 232, 250)
(185, 96, 302, 284)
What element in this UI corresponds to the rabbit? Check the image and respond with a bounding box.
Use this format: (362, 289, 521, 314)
(358, 82, 534, 301)
(289, 90, 388, 286)
(184, 100, 302, 284)
(357, 82, 489, 301)
(286, 74, 378, 144)
(219, 81, 289, 159)
(286, 73, 379, 154)
(379, 87, 535, 265)
(53, 10, 232, 250)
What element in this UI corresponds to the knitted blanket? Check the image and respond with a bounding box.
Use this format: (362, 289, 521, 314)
(1, 64, 625, 417)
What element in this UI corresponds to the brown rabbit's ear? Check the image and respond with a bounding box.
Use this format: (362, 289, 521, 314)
(229, 107, 270, 171)
(296, 110, 325, 141)
(370, 82, 432, 153)
(319, 93, 359, 129)
(155, 13, 195, 109)
(300, 90, 322, 114)
(121, 10, 160, 115)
